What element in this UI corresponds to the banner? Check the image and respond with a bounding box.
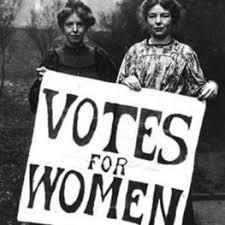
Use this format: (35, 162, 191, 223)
(18, 70, 206, 225)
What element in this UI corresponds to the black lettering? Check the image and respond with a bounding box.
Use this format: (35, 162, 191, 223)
(101, 156, 112, 172)
(73, 98, 98, 146)
(28, 164, 64, 210)
(43, 88, 77, 139)
(59, 170, 85, 213)
(113, 157, 128, 176)
(103, 102, 138, 153)
(158, 114, 192, 165)
(84, 174, 122, 218)
(135, 109, 162, 161)
(149, 185, 183, 225)
(122, 180, 148, 225)
(88, 154, 101, 170)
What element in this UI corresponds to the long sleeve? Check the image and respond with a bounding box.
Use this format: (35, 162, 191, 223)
(117, 54, 128, 83)
(182, 50, 207, 97)
(28, 50, 59, 114)
(116, 45, 138, 84)
(95, 47, 117, 82)
(40, 49, 60, 70)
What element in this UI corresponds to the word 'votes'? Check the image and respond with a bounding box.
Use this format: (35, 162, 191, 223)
(43, 88, 192, 165)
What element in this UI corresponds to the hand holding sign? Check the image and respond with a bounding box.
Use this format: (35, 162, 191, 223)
(18, 71, 206, 225)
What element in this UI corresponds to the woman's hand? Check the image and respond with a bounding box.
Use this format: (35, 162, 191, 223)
(123, 75, 142, 91)
(36, 66, 48, 80)
(198, 80, 218, 100)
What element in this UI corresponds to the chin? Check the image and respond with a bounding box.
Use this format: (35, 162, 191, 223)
(153, 33, 169, 40)
(68, 39, 83, 45)
(70, 39, 81, 43)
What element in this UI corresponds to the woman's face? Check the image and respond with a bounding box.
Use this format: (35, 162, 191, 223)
(63, 12, 87, 45)
(146, 4, 172, 39)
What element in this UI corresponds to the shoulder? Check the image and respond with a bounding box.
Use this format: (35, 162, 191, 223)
(122, 39, 147, 63)
(127, 39, 147, 54)
(173, 40, 198, 58)
(94, 45, 114, 63)
(54, 46, 64, 55)
(41, 48, 60, 68)
(94, 45, 110, 58)
(44, 47, 61, 61)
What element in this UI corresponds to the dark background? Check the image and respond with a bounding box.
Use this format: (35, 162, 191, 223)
(0, 0, 225, 224)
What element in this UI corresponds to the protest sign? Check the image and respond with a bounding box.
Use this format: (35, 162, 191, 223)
(18, 70, 206, 225)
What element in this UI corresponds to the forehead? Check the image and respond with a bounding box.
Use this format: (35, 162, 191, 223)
(65, 12, 82, 23)
(148, 4, 171, 14)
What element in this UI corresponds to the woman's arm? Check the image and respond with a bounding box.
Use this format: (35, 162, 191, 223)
(183, 49, 218, 100)
(117, 47, 142, 91)
(28, 50, 59, 114)
(95, 47, 117, 82)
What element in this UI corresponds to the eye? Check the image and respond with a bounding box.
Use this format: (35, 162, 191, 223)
(77, 22, 83, 27)
(148, 13, 156, 18)
(65, 22, 73, 27)
(161, 13, 170, 18)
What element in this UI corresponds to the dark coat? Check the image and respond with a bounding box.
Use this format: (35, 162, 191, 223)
(28, 43, 117, 113)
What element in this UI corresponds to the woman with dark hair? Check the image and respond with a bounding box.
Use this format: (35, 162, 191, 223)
(117, 0, 218, 224)
(29, 0, 116, 113)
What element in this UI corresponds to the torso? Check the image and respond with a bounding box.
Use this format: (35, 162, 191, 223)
(122, 39, 204, 94)
(54, 44, 100, 80)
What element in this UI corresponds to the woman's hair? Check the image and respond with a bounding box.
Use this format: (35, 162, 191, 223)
(138, 0, 184, 30)
(57, 0, 96, 30)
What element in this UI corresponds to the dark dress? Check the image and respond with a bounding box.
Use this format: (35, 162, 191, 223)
(28, 42, 117, 113)
(26, 43, 117, 225)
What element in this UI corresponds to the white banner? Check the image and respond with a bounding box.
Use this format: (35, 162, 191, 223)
(18, 70, 206, 225)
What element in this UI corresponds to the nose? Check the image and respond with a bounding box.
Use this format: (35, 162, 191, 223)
(155, 15, 162, 24)
(72, 24, 78, 32)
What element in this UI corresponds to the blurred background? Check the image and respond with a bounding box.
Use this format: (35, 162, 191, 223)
(0, 0, 225, 224)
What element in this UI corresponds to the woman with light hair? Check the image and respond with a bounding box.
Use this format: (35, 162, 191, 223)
(117, 0, 218, 99)
(117, 0, 219, 224)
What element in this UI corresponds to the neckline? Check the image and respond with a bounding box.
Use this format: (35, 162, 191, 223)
(64, 41, 86, 51)
(146, 38, 174, 47)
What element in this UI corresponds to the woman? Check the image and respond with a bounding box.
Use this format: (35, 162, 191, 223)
(117, 0, 218, 224)
(117, 0, 218, 100)
(29, 0, 116, 113)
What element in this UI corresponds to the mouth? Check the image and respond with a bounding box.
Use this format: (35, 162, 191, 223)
(154, 27, 164, 32)
(70, 35, 80, 39)
(67, 35, 82, 43)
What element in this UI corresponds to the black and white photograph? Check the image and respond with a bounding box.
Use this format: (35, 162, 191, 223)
(0, 0, 225, 225)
